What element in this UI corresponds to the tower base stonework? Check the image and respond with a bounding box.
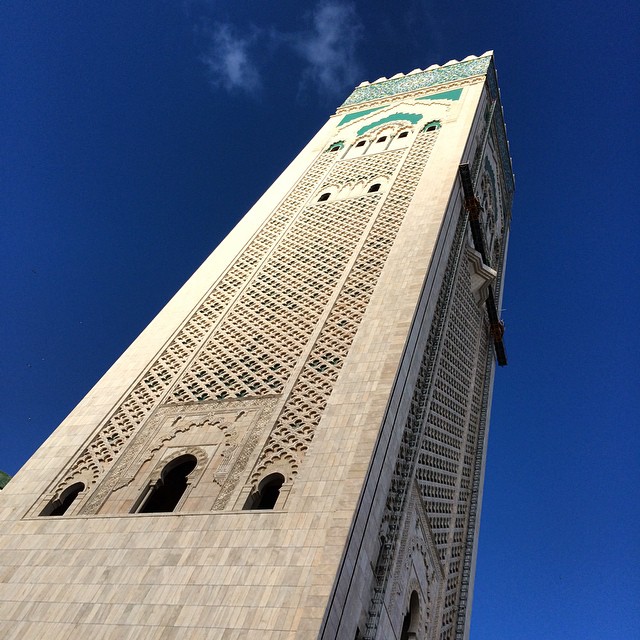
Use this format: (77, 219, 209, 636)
(0, 52, 513, 639)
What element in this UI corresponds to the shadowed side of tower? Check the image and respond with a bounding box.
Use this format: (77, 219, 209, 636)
(0, 52, 513, 640)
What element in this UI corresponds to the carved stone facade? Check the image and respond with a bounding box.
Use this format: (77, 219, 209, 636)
(89, 396, 279, 515)
(363, 208, 496, 639)
(0, 53, 513, 640)
(32, 98, 442, 518)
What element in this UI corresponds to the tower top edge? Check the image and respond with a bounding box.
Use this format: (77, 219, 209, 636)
(340, 51, 495, 108)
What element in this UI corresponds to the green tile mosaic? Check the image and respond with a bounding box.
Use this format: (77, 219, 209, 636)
(341, 56, 491, 107)
(356, 112, 423, 136)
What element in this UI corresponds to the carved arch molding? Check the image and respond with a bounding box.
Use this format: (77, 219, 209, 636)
(32, 396, 278, 517)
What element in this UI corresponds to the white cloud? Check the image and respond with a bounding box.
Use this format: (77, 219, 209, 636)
(200, 24, 261, 93)
(194, 2, 363, 98)
(291, 2, 363, 95)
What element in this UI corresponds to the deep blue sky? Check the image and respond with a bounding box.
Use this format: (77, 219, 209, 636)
(1, 1, 638, 637)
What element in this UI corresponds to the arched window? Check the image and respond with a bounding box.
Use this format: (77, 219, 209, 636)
(376, 136, 387, 143)
(40, 482, 84, 516)
(318, 192, 330, 202)
(138, 455, 197, 513)
(398, 131, 409, 138)
(329, 145, 341, 152)
(355, 140, 366, 147)
(368, 183, 381, 193)
(400, 591, 420, 640)
(243, 473, 285, 510)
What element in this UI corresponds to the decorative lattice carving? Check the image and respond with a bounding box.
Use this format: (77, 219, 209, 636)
(42, 151, 336, 506)
(80, 396, 278, 514)
(365, 174, 507, 639)
(389, 483, 444, 632)
(251, 128, 439, 485)
(167, 193, 383, 404)
(320, 148, 404, 191)
(364, 177, 487, 637)
(417, 256, 488, 640)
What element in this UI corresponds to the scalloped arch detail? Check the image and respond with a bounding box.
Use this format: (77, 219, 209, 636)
(356, 112, 423, 136)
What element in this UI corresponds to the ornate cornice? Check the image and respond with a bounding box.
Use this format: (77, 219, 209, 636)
(336, 76, 484, 120)
(341, 55, 492, 107)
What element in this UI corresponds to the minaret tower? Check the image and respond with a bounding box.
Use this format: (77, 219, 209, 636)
(0, 52, 513, 639)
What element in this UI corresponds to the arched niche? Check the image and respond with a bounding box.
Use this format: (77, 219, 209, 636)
(137, 454, 197, 513)
(40, 482, 85, 516)
(400, 590, 421, 640)
(243, 472, 285, 510)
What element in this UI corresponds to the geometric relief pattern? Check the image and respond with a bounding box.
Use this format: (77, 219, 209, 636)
(320, 148, 404, 191)
(251, 129, 440, 484)
(390, 484, 444, 638)
(79, 396, 278, 515)
(166, 194, 383, 404)
(341, 56, 491, 107)
(365, 195, 493, 639)
(417, 256, 488, 640)
(364, 204, 467, 640)
(40, 150, 337, 506)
